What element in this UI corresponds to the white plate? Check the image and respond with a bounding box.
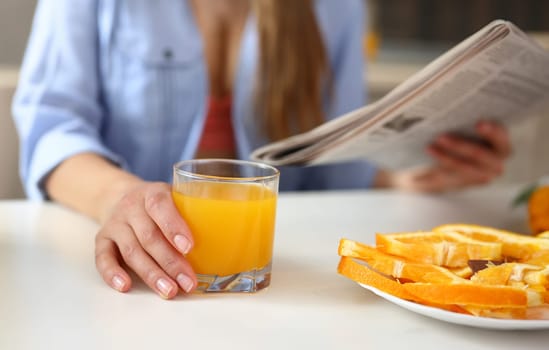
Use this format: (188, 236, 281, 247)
(359, 283, 549, 330)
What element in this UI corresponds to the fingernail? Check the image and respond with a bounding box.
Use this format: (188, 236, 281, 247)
(177, 273, 195, 293)
(156, 278, 174, 298)
(174, 235, 192, 254)
(112, 275, 126, 292)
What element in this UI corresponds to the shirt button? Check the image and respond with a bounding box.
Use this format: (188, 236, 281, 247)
(164, 49, 173, 61)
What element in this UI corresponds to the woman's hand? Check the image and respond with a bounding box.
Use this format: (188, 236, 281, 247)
(378, 121, 512, 192)
(94, 182, 197, 299)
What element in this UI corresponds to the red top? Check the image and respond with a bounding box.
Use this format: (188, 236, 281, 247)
(196, 95, 236, 158)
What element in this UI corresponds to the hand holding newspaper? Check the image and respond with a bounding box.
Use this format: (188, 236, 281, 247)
(251, 20, 549, 169)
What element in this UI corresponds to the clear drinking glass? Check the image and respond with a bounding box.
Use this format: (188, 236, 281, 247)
(172, 159, 279, 292)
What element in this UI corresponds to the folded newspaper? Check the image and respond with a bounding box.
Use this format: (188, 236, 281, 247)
(251, 20, 549, 169)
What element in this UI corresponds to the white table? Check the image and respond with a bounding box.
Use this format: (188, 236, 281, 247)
(1, 187, 548, 350)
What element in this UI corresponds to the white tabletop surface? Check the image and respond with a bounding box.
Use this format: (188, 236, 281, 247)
(1, 186, 548, 350)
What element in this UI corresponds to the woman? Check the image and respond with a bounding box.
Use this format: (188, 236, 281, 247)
(13, 0, 510, 298)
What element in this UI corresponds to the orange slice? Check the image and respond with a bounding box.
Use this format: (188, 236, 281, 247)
(338, 238, 463, 283)
(468, 305, 549, 320)
(402, 282, 528, 308)
(434, 223, 549, 260)
(337, 256, 469, 313)
(470, 263, 516, 285)
(523, 267, 549, 288)
(448, 266, 473, 279)
(463, 306, 528, 320)
(522, 249, 549, 266)
(338, 224, 549, 319)
(528, 186, 549, 234)
(337, 256, 420, 302)
(338, 239, 400, 278)
(376, 231, 501, 267)
(525, 305, 549, 320)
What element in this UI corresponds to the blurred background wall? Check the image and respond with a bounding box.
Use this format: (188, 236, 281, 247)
(0, 0, 35, 198)
(366, 0, 549, 65)
(0, 0, 548, 198)
(375, 0, 549, 42)
(0, 0, 36, 65)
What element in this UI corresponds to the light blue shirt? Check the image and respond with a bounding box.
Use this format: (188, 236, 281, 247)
(13, 0, 377, 199)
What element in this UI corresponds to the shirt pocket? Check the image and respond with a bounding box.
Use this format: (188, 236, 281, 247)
(113, 0, 202, 67)
(102, 5, 207, 174)
(114, 26, 201, 69)
(105, 5, 206, 132)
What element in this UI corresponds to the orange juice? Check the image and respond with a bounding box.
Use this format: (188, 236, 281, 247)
(172, 181, 277, 276)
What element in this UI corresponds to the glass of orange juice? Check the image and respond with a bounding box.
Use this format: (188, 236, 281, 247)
(172, 159, 279, 292)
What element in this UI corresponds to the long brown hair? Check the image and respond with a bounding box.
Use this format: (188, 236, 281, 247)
(253, 0, 331, 141)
